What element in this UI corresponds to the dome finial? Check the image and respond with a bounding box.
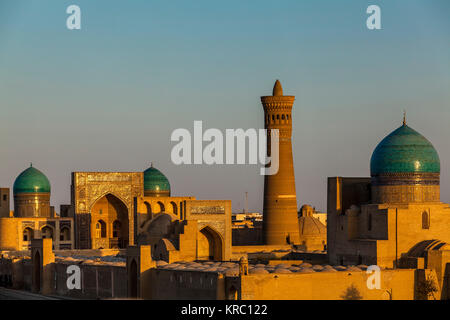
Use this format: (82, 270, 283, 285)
(272, 79, 283, 96)
(403, 110, 407, 126)
(30, 162, 33, 167)
(150, 162, 153, 168)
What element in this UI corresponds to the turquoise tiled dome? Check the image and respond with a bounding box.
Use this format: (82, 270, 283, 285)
(13, 165, 51, 194)
(370, 124, 440, 175)
(143, 165, 170, 194)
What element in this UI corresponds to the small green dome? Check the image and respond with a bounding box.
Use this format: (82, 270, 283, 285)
(13, 165, 51, 194)
(370, 124, 440, 175)
(143, 165, 170, 194)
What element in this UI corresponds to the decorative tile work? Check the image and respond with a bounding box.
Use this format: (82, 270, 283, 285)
(370, 125, 440, 175)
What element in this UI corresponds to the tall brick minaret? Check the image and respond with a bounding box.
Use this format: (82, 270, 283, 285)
(261, 80, 300, 245)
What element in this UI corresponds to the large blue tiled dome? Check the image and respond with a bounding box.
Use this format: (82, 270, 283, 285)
(13, 165, 51, 194)
(143, 164, 170, 196)
(370, 124, 440, 176)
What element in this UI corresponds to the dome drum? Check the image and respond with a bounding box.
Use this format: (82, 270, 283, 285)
(371, 184, 440, 204)
(144, 189, 170, 197)
(13, 193, 51, 218)
(13, 166, 52, 218)
(371, 172, 440, 187)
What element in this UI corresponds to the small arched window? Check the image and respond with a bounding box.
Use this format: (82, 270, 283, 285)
(41, 226, 53, 240)
(60, 227, 70, 241)
(171, 202, 177, 216)
(96, 220, 106, 238)
(157, 201, 165, 213)
(23, 228, 34, 242)
(422, 211, 430, 229)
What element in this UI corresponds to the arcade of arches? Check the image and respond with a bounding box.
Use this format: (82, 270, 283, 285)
(138, 196, 193, 223)
(134, 197, 232, 262)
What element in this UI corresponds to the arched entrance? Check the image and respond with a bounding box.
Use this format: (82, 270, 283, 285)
(33, 251, 41, 293)
(170, 202, 177, 216)
(144, 202, 152, 219)
(128, 259, 138, 298)
(156, 201, 165, 213)
(96, 220, 106, 237)
(197, 226, 223, 261)
(228, 285, 238, 300)
(23, 228, 34, 242)
(91, 194, 129, 249)
(41, 226, 53, 239)
(60, 227, 70, 241)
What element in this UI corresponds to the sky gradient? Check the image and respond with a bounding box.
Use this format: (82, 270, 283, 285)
(1, 0, 449, 213)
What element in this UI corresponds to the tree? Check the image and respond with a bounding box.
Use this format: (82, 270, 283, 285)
(417, 275, 438, 300)
(341, 284, 363, 300)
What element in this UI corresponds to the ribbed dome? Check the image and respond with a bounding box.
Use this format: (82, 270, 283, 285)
(298, 216, 326, 236)
(13, 165, 51, 194)
(143, 165, 170, 196)
(370, 124, 440, 175)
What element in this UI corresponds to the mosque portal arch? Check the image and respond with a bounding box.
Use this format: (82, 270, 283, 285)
(197, 226, 223, 261)
(71, 172, 143, 249)
(90, 193, 129, 249)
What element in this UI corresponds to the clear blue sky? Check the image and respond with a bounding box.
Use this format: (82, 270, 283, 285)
(1, 0, 449, 213)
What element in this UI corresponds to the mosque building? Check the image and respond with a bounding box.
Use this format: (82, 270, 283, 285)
(67, 163, 231, 261)
(0, 165, 74, 251)
(328, 117, 450, 269)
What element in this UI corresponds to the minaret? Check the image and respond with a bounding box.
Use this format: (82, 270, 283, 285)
(261, 80, 300, 245)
